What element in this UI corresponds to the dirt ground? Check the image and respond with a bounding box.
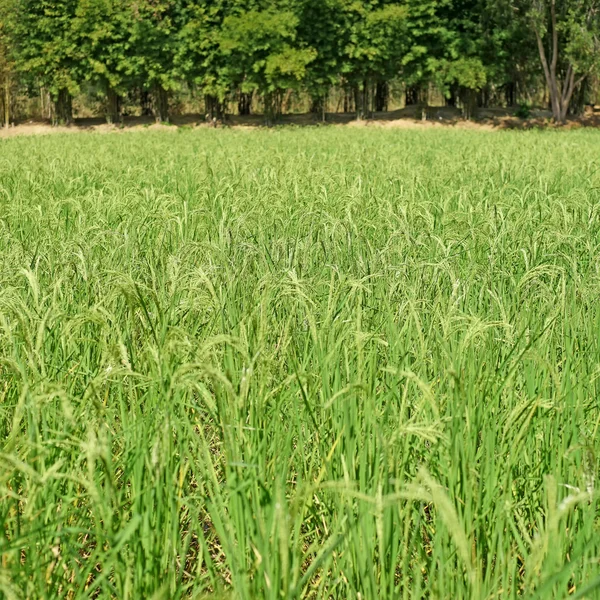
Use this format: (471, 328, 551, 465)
(2, 106, 599, 139)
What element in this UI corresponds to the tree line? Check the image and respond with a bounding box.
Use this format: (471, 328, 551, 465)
(1, 0, 599, 127)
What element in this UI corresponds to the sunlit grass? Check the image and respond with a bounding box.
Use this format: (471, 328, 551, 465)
(1, 126, 599, 599)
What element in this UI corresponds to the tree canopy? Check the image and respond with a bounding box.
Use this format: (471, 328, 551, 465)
(1, 0, 598, 125)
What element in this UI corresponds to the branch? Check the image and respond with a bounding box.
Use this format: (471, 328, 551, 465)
(562, 68, 580, 119)
(550, 0, 558, 78)
(534, 28, 552, 89)
(561, 64, 572, 105)
(574, 74, 586, 89)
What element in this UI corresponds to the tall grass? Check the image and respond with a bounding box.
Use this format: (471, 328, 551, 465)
(0, 127, 599, 599)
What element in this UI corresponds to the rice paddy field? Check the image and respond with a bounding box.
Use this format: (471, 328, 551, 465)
(1, 126, 600, 599)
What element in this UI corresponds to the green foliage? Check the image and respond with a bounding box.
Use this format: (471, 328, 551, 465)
(435, 56, 487, 91)
(219, 9, 314, 95)
(0, 0, 15, 126)
(126, 0, 181, 91)
(175, 0, 229, 99)
(339, 1, 408, 83)
(399, 0, 447, 83)
(296, 0, 347, 99)
(508, 0, 600, 120)
(520, 0, 600, 72)
(563, 1, 600, 77)
(481, 0, 539, 97)
(1, 127, 600, 598)
(516, 100, 532, 118)
(428, 0, 489, 95)
(11, 0, 82, 96)
(0, 0, 16, 77)
(265, 46, 317, 87)
(2, 0, 597, 119)
(72, 0, 132, 92)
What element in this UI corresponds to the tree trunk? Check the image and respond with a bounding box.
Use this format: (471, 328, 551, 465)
(263, 92, 275, 126)
(140, 89, 152, 116)
(106, 87, 120, 124)
(40, 86, 46, 119)
(310, 95, 322, 115)
(504, 81, 516, 106)
(263, 90, 284, 124)
(238, 92, 252, 115)
(405, 85, 420, 106)
(446, 84, 459, 107)
(280, 89, 291, 115)
(533, 1, 583, 123)
(153, 84, 169, 123)
(205, 94, 214, 120)
(205, 95, 224, 121)
(478, 85, 490, 108)
(534, 27, 561, 120)
(344, 87, 353, 113)
(3, 74, 9, 129)
(41, 87, 52, 119)
(355, 80, 370, 120)
(460, 88, 478, 120)
(375, 81, 389, 112)
(570, 77, 588, 116)
(53, 88, 73, 126)
(310, 91, 328, 122)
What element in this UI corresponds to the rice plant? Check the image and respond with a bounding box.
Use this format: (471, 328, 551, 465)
(0, 127, 599, 599)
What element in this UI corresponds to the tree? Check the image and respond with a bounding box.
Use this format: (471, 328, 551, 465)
(175, 0, 230, 119)
(11, 0, 82, 124)
(297, 0, 346, 119)
(478, 0, 540, 106)
(337, 1, 408, 119)
(127, 0, 183, 122)
(400, 0, 449, 106)
(218, 7, 316, 124)
(0, 0, 16, 127)
(424, 0, 488, 118)
(73, 0, 133, 123)
(512, 0, 600, 122)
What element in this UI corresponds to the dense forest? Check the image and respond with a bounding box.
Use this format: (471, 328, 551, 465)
(0, 0, 599, 126)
